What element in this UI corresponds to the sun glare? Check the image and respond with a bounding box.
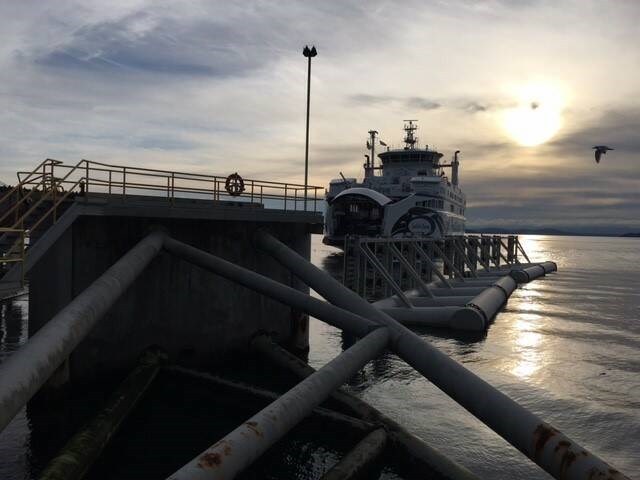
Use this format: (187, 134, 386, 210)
(502, 83, 565, 147)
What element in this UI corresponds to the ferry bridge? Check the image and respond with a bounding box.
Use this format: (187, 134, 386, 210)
(0, 159, 631, 480)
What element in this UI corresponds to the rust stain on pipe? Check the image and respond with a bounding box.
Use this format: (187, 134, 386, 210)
(532, 423, 559, 461)
(245, 421, 264, 438)
(197, 440, 232, 469)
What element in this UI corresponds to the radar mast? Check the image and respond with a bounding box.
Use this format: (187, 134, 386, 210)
(403, 120, 418, 150)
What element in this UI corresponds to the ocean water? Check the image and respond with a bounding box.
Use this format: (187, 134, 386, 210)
(0, 234, 639, 479)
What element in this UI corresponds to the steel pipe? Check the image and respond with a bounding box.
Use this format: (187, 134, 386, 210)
(380, 306, 485, 331)
(166, 327, 390, 480)
(162, 237, 374, 337)
(412, 242, 453, 289)
(510, 265, 545, 283)
(251, 334, 479, 480)
(0, 231, 164, 434)
(373, 295, 472, 308)
(430, 286, 487, 296)
(539, 261, 558, 273)
(320, 428, 387, 480)
(255, 230, 630, 480)
(388, 243, 433, 298)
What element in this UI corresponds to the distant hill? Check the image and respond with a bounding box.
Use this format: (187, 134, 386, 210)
(467, 226, 639, 237)
(467, 227, 570, 236)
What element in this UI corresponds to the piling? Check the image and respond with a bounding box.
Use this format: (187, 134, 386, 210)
(38, 348, 167, 480)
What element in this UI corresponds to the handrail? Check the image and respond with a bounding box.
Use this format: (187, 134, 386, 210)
(28, 176, 86, 234)
(17, 161, 324, 207)
(0, 158, 323, 265)
(0, 184, 44, 225)
(0, 159, 57, 206)
(5, 159, 87, 232)
(81, 159, 319, 189)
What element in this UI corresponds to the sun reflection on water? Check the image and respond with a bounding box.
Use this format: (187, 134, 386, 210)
(511, 314, 543, 378)
(517, 235, 544, 263)
(509, 275, 548, 379)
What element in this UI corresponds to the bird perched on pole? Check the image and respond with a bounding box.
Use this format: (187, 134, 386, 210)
(593, 145, 614, 163)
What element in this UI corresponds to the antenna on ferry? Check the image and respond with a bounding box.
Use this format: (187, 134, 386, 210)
(403, 120, 418, 150)
(452, 150, 460, 185)
(366, 130, 378, 178)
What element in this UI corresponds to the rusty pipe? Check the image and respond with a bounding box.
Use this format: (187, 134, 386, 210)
(0, 231, 164, 434)
(251, 334, 480, 480)
(166, 327, 390, 480)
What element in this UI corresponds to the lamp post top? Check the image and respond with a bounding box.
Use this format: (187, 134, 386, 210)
(303, 45, 317, 57)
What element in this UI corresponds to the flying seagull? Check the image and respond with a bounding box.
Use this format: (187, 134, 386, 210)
(592, 145, 614, 163)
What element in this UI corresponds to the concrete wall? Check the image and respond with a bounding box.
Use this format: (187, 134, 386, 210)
(29, 214, 314, 383)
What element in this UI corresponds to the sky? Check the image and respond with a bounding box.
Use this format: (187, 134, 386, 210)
(1, 0, 639, 233)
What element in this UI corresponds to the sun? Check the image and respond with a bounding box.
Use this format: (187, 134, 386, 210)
(502, 83, 565, 147)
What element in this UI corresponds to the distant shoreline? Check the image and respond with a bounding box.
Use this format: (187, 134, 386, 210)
(466, 228, 640, 238)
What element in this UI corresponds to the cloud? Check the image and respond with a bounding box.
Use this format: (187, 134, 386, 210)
(406, 97, 441, 111)
(347, 94, 440, 111)
(0, 0, 639, 231)
(348, 94, 396, 106)
(462, 101, 489, 113)
(348, 94, 516, 115)
(25, 12, 269, 78)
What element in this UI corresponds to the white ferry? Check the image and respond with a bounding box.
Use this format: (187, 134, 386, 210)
(323, 120, 466, 247)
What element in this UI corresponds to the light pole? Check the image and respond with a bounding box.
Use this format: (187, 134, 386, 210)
(303, 45, 317, 211)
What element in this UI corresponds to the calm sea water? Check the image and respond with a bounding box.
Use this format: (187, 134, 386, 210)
(1, 234, 639, 479)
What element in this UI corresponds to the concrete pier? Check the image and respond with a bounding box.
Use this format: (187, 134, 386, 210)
(28, 194, 322, 384)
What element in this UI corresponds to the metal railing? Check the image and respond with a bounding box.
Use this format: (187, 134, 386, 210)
(8, 158, 324, 213)
(0, 159, 324, 264)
